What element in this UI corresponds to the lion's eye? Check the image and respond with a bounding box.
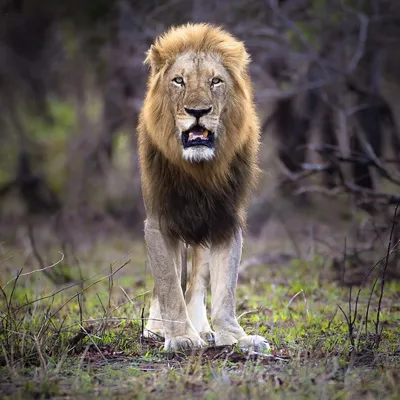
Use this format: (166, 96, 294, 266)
(173, 77, 184, 86)
(211, 77, 223, 86)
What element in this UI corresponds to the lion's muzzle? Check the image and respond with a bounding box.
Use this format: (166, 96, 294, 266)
(184, 106, 212, 119)
(182, 125, 215, 149)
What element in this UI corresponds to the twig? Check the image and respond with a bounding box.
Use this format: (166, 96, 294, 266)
(141, 305, 145, 346)
(286, 290, 303, 309)
(78, 293, 83, 329)
(96, 293, 107, 315)
(15, 255, 131, 312)
(48, 260, 130, 321)
(2, 252, 65, 290)
(337, 304, 353, 346)
(238, 308, 266, 321)
(78, 323, 108, 362)
(295, 184, 400, 205)
(248, 351, 289, 362)
(7, 269, 23, 311)
(374, 205, 398, 346)
(111, 289, 150, 313)
(344, 238, 354, 346)
(105, 264, 114, 333)
(348, 12, 369, 72)
(34, 335, 47, 374)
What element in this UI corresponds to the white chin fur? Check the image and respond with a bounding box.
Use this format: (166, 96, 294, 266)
(182, 147, 215, 163)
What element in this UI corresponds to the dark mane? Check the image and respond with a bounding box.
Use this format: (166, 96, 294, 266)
(144, 143, 252, 246)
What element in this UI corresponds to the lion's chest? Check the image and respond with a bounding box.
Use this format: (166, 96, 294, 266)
(146, 145, 249, 246)
(160, 177, 240, 246)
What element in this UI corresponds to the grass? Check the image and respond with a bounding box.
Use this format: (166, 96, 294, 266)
(0, 231, 400, 399)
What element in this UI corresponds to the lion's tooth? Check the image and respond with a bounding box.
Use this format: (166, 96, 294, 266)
(202, 130, 209, 138)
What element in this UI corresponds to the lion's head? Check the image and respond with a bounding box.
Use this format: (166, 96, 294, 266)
(141, 23, 259, 169)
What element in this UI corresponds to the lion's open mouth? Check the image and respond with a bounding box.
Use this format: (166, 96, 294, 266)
(182, 125, 215, 149)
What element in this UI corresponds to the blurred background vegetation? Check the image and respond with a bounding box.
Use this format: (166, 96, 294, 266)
(0, 0, 399, 280)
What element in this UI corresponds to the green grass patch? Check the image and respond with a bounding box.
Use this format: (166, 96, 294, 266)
(1, 238, 399, 399)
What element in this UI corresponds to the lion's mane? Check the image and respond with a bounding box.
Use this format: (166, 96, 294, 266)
(137, 23, 260, 246)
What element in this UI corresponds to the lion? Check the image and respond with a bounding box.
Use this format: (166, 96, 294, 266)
(137, 23, 268, 351)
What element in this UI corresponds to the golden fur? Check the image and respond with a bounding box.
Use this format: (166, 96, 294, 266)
(138, 22, 260, 192)
(137, 24, 268, 351)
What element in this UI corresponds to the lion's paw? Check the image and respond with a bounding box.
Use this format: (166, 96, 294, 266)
(237, 335, 270, 352)
(200, 331, 215, 345)
(214, 332, 238, 346)
(164, 335, 206, 351)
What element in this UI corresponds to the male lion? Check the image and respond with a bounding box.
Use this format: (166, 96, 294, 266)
(137, 23, 268, 351)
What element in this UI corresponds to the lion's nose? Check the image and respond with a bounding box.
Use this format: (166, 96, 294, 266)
(184, 106, 212, 119)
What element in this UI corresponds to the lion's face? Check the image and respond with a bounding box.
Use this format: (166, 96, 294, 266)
(141, 23, 258, 176)
(166, 52, 231, 163)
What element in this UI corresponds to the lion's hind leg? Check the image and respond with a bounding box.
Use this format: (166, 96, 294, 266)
(185, 246, 215, 344)
(144, 288, 165, 340)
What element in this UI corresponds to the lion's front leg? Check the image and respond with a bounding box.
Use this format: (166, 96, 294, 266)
(210, 229, 269, 351)
(185, 246, 214, 344)
(144, 217, 205, 351)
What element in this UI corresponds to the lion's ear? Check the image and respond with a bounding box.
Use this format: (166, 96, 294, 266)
(144, 45, 163, 73)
